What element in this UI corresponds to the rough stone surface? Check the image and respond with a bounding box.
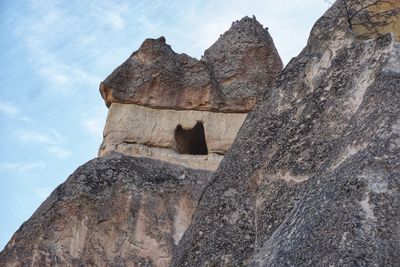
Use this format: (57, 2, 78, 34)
(99, 103, 247, 170)
(352, 0, 400, 41)
(3, 2, 400, 266)
(0, 153, 212, 266)
(100, 16, 283, 112)
(172, 2, 400, 266)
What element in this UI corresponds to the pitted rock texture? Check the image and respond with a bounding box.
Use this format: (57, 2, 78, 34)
(100, 16, 283, 112)
(0, 153, 212, 267)
(172, 1, 400, 266)
(99, 103, 247, 170)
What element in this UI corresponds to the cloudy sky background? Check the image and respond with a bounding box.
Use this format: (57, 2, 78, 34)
(0, 0, 330, 249)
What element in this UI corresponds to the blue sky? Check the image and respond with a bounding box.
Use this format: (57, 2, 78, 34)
(0, 0, 330, 249)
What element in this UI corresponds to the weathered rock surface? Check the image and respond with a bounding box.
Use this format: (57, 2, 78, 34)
(0, 153, 212, 266)
(99, 16, 282, 170)
(173, 1, 400, 266)
(100, 16, 283, 112)
(3, 1, 400, 266)
(99, 103, 247, 170)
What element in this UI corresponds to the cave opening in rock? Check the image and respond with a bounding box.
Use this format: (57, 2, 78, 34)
(175, 121, 208, 155)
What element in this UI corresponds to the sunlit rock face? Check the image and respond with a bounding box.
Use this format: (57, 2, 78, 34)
(99, 103, 247, 171)
(99, 16, 283, 170)
(352, 0, 400, 41)
(173, 1, 400, 266)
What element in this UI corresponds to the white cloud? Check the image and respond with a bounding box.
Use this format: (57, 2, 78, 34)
(108, 13, 125, 30)
(18, 116, 33, 122)
(14, 129, 71, 158)
(46, 146, 71, 158)
(0, 101, 18, 115)
(15, 130, 56, 145)
(82, 117, 104, 138)
(25, 39, 101, 94)
(0, 162, 46, 172)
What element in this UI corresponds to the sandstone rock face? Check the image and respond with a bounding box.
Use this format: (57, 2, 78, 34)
(173, 2, 400, 266)
(0, 153, 212, 266)
(100, 17, 283, 112)
(99, 103, 247, 170)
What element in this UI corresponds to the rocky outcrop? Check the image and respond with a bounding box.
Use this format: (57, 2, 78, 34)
(0, 153, 212, 266)
(173, 1, 400, 266)
(3, 1, 400, 266)
(100, 17, 283, 112)
(99, 16, 283, 170)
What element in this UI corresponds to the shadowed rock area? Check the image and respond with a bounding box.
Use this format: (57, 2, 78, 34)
(172, 1, 400, 266)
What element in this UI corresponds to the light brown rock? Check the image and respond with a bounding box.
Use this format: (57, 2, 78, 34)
(99, 103, 247, 170)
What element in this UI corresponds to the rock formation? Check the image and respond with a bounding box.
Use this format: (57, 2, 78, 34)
(99, 17, 283, 170)
(100, 17, 283, 112)
(172, 1, 400, 266)
(0, 17, 282, 266)
(2, 1, 400, 266)
(0, 154, 212, 266)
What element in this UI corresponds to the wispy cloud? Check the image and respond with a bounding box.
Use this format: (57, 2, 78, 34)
(82, 117, 104, 138)
(0, 101, 18, 115)
(0, 162, 46, 172)
(14, 129, 71, 158)
(108, 12, 125, 30)
(25, 39, 101, 94)
(15, 129, 62, 145)
(46, 146, 71, 158)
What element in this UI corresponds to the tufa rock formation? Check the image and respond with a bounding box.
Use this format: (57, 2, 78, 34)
(173, 0, 400, 266)
(2, 1, 400, 266)
(0, 17, 282, 266)
(99, 17, 283, 171)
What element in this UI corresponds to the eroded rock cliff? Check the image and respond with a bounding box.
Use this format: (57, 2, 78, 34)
(2, 1, 400, 266)
(172, 1, 400, 266)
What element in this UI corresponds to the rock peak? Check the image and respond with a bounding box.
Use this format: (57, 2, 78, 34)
(230, 15, 265, 31)
(134, 36, 174, 63)
(219, 15, 277, 48)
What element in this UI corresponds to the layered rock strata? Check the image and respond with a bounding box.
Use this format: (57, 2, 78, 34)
(99, 17, 283, 170)
(173, 1, 400, 266)
(0, 154, 212, 266)
(99, 103, 247, 171)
